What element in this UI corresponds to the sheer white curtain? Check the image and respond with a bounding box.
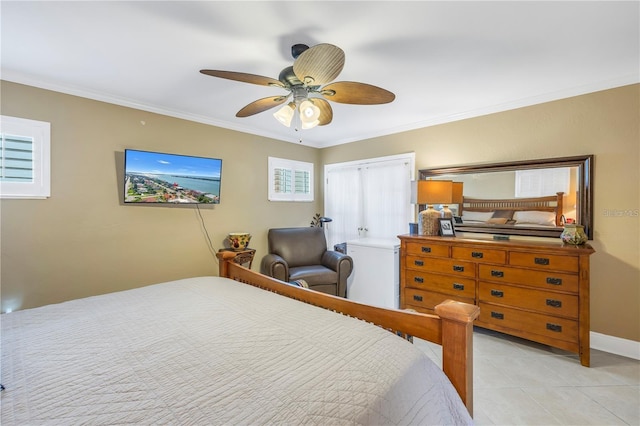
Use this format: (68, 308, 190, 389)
(324, 166, 362, 247)
(324, 154, 414, 248)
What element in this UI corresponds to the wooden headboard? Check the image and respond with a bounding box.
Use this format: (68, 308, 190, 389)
(460, 192, 564, 226)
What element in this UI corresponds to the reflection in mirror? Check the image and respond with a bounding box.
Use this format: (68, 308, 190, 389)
(418, 155, 593, 239)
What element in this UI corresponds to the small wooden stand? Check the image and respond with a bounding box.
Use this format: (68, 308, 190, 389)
(218, 248, 256, 268)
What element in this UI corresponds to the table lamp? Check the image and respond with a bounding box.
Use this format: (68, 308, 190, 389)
(417, 180, 453, 235)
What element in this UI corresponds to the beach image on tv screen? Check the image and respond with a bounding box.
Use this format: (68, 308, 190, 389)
(124, 150, 222, 204)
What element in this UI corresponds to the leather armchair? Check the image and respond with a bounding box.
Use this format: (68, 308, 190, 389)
(260, 227, 353, 298)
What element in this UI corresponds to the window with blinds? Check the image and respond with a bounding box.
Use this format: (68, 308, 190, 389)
(1, 134, 34, 183)
(268, 157, 313, 202)
(515, 167, 570, 198)
(0, 116, 51, 199)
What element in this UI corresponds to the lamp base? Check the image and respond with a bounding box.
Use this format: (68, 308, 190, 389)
(419, 206, 441, 236)
(441, 205, 452, 218)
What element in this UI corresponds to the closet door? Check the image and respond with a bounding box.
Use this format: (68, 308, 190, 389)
(324, 154, 413, 248)
(361, 160, 412, 239)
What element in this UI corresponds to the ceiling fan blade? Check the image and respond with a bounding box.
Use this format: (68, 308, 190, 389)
(313, 98, 333, 126)
(320, 81, 395, 105)
(236, 96, 288, 117)
(293, 43, 345, 86)
(200, 70, 284, 88)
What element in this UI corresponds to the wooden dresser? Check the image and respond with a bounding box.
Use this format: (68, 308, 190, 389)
(398, 234, 595, 366)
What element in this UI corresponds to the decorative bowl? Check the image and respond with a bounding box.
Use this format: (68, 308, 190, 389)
(560, 224, 587, 246)
(227, 232, 251, 251)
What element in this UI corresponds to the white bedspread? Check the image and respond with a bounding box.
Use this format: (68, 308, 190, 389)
(1, 276, 472, 425)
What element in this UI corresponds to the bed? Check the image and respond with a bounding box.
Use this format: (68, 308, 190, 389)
(1, 251, 479, 425)
(456, 192, 565, 236)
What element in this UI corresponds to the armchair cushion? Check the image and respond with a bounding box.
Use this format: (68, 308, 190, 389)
(260, 227, 353, 298)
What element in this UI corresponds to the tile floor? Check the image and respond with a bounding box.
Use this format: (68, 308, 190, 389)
(415, 328, 640, 425)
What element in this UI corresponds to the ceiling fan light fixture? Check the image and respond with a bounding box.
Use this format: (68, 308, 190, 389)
(299, 99, 320, 123)
(273, 102, 295, 127)
(201, 43, 395, 131)
(301, 119, 320, 130)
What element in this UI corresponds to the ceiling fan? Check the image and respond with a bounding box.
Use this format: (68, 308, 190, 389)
(200, 43, 395, 130)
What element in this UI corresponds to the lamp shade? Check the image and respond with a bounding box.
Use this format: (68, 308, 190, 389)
(273, 103, 295, 127)
(301, 118, 320, 129)
(416, 180, 453, 205)
(299, 100, 320, 123)
(452, 182, 464, 204)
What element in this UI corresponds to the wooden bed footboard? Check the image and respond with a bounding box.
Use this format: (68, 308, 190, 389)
(216, 251, 480, 415)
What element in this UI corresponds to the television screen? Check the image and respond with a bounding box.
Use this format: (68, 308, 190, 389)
(124, 149, 222, 204)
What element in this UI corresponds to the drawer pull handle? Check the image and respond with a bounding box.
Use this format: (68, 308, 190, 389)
(546, 277, 563, 285)
(535, 257, 550, 265)
(414, 260, 424, 267)
(453, 283, 465, 291)
(413, 295, 423, 302)
(413, 276, 424, 284)
(491, 311, 504, 320)
(453, 265, 465, 272)
(546, 299, 562, 308)
(546, 323, 562, 332)
(421, 246, 432, 253)
(471, 251, 484, 258)
(491, 270, 504, 278)
(490, 289, 504, 298)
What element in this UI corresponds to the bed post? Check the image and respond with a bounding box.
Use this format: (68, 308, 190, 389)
(216, 251, 237, 277)
(556, 191, 565, 225)
(434, 300, 480, 416)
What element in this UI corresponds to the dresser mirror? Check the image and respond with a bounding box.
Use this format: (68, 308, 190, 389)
(418, 155, 593, 239)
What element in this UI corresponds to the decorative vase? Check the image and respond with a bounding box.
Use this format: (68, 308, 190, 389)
(227, 233, 251, 251)
(418, 206, 440, 236)
(560, 224, 587, 246)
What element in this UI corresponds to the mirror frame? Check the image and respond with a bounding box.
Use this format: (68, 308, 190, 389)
(419, 155, 594, 239)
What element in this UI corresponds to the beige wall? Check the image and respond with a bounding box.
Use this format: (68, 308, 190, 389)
(1, 81, 322, 311)
(2, 81, 638, 343)
(321, 84, 640, 342)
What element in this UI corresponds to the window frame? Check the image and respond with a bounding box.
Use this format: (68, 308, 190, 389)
(0, 115, 51, 199)
(268, 156, 314, 202)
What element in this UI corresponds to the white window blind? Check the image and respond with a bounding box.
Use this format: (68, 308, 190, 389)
(268, 157, 313, 202)
(0, 116, 51, 199)
(2, 134, 33, 182)
(515, 167, 570, 198)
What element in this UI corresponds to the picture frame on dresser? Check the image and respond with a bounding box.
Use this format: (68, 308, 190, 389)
(439, 218, 456, 236)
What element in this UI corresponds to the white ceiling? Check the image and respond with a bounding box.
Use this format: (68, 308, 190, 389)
(2, 1, 638, 148)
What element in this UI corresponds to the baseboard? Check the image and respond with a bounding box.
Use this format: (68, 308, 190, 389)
(591, 331, 640, 360)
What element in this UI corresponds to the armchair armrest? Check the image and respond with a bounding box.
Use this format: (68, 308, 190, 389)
(322, 251, 353, 298)
(260, 253, 289, 282)
(321, 250, 351, 271)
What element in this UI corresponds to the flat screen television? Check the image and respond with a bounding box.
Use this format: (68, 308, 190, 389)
(124, 149, 222, 204)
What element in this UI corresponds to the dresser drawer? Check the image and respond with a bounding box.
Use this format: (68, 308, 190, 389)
(478, 264, 578, 293)
(452, 246, 506, 264)
(406, 255, 475, 278)
(478, 302, 578, 344)
(479, 282, 578, 318)
(405, 270, 475, 299)
(509, 251, 578, 272)
(403, 287, 474, 312)
(404, 241, 450, 258)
